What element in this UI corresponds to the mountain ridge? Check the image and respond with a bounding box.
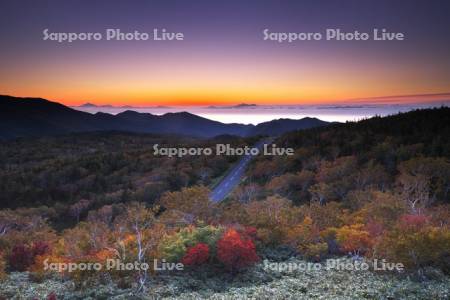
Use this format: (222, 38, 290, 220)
(0, 95, 329, 139)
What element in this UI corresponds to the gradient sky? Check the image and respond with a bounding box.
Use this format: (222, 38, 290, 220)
(1, 0, 450, 106)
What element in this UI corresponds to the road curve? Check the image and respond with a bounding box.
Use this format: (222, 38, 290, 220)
(210, 138, 273, 202)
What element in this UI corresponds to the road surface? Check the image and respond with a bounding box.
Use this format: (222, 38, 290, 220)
(210, 138, 273, 202)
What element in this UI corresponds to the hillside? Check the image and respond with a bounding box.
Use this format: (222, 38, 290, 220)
(0, 107, 449, 299)
(0, 95, 329, 139)
(241, 107, 450, 205)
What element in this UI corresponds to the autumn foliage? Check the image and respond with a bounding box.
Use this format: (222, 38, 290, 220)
(286, 216, 328, 261)
(0, 252, 6, 280)
(9, 241, 50, 271)
(335, 224, 372, 255)
(375, 213, 450, 270)
(181, 243, 210, 266)
(0, 109, 449, 292)
(217, 229, 259, 272)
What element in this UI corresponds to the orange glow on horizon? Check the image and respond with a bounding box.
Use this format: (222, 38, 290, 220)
(1, 45, 449, 107)
(3, 89, 449, 107)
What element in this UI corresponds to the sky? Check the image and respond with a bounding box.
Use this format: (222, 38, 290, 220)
(0, 0, 450, 106)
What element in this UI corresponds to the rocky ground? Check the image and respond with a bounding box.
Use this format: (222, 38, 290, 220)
(1, 256, 449, 300)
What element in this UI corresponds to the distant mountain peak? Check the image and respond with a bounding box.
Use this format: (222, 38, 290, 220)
(233, 103, 257, 108)
(118, 110, 139, 115)
(163, 111, 197, 117)
(207, 103, 258, 109)
(117, 110, 153, 117)
(79, 102, 97, 107)
(79, 103, 126, 108)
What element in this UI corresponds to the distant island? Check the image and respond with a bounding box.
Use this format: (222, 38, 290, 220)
(79, 103, 115, 108)
(79, 102, 97, 107)
(207, 103, 258, 109)
(78, 103, 171, 109)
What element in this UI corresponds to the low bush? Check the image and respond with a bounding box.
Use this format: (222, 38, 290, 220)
(375, 214, 450, 271)
(181, 243, 210, 266)
(217, 228, 259, 273)
(159, 225, 224, 262)
(335, 224, 372, 256)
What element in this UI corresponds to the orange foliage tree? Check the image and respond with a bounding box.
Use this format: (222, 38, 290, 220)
(285, 216, 328, 261)
(159, 186, 216, 224)
(334, 224, 372, 256)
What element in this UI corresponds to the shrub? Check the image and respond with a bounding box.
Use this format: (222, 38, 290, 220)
(181, 243, 210, 266)
(364, 220, 384, 238)
(375, 215, 450, 271)
(244, 196, 301, 246)
(335, 224, 372, 255)
(217, 229, 259, 273)
(9, 241, 51, 272)
(286, 216, 328, 260)
(68, 249, 117, 286)
(428, 205, 450, 227)
(358, 191, 408, 229)
(8, 244, 34, 271)
(32, 241, 50, 258)
(159, 225, 223, 262)
(159, 186, 215, 223)
(60, 223, 92, 257)
(190, 224, 224, 249)
(31, 254, 65, 281)
(0, 252, 6, 280)
(159, 234, 188, 262)
(308, 201, 346, 230)
(398, 214, 429, 230)
(47, 292, 57, 300)
(304, 242, 329, 261)
(242, 226, 258, 240)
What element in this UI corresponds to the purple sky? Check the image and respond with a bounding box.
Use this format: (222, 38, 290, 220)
(1, 0, 449, 105)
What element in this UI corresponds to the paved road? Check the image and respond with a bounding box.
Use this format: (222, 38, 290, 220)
(210, 138, 273, 202)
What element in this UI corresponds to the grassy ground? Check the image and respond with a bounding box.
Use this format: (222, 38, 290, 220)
(1, 256, 449, 299)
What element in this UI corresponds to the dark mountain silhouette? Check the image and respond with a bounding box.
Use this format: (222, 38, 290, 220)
(250, 117, 329, 136)
(0, 95, 329, 139)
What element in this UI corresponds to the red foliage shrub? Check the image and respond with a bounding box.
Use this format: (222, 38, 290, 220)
(217, 229, 259, 272)
(32, 241, 50, 257)
(9, 242, 50, 271)
(242, 226, 258, 240)
(364, 220, 384, 238)
(9, 244, 33, 271)
(181, 243, 210, 266)
(47, 292, 57, 300)
(399, 214, 429, 230)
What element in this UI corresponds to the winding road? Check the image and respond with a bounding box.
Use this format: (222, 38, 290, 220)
(210, 138, 273, 202)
